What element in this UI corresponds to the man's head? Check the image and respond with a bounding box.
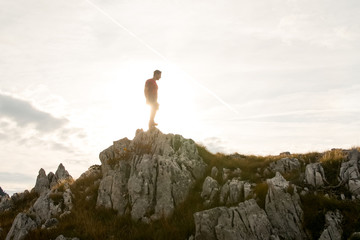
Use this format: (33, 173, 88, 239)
(153, 70, 162, 80)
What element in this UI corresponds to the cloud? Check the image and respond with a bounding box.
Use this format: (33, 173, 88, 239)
(0, 93, 68, 132)
(0, 172, 34, 184)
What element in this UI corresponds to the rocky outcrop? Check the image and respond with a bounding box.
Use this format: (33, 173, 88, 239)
(5, 164, 73, 240)
(55, 235, 79, 240)
(97, 129, 207, 221)
(201, 176, 220, 207)
(0, 194, 13, 212)
(34, 168, 50, 194)
(305, 163, 327, 187)
(29, 193, 61, 225)
(339, 150, 360, 196)
(219, 179, 251, 205)
(5, 213, 37, 240)
(266, 157, 301, 175)
(319, 210, 343, 240)
(194, 199, 278, 240)
(33, 164, 73, 194)
(265, 172, 309, 240)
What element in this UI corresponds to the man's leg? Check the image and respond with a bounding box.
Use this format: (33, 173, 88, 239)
(149, 102, 158, 128)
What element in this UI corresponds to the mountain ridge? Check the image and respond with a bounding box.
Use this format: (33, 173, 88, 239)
(1, 128, 360, 240)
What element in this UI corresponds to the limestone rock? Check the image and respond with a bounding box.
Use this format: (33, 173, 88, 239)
(319, 210, 343, 240)
(194, 199, 277, 240)
(97, 129, 207, 221)
(78, 165, 101, 180)
(267, 158, 301, 174)
(222, 168, 231, 181)
(42, 218, 59, 229)
(64, 189, 73, 210)
(0, 194, 13, 212)
(305, 163, 326, 187)
(340, 150, 360, 196)
(220, 178, 247, 205)
(265, 172, 309, 240)
(201, 176, 220, 207)
(5, 213, 37, 240)
(34, 168, 50, 194)
(29, 192, 62, 225)
(210, 166, 219, 179)
(349, 232, 360, 240)
(55, 235, 80, 240)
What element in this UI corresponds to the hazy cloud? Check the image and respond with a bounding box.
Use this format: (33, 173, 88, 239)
(0, 93, 68, 132)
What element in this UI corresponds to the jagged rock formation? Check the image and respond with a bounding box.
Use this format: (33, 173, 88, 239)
(339, 150, 360, 196)
(5, 213, 37, 240)
(194, 199, 278, 240)
(97, 128, 207, 221)
(201, 176, 220, 207)
(5, 164, 74, 240)
(305, 163, 327, 187)
(34, 164, 73, 195)
(265, 172, 309, 240)
(0, 194, 13, 212)
(219, 178, 251, 205)
(319, 210, 343, 240)
(266, 157, 301, 175)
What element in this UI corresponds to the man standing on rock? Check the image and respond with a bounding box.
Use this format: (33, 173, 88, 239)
(144, 70, 161, 129)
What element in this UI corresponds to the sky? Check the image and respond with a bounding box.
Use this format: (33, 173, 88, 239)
(1, 0, 359, 195)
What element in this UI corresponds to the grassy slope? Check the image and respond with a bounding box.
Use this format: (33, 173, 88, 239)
(1, 146, 359, 239)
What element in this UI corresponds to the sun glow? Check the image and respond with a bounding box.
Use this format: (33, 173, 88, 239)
(102, 62, 202, 141)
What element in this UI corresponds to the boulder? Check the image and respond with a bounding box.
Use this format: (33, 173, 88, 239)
(265, 172, 309, 240)
(210, 166, 219, 179)
(97, 129, 207, 221)
(349, 232, 360, 240)
(201, 176, 220, 207)
(220, 178, 247, 205)
(305, 163, 326, 187)
(267, 158, 301, 174)
(5, 213, 37, 240)
(55, 235, 80, 240)
(29, 192, 62, 225)
(42, 218, 59, 229)
(340, 150, 360, 196)
(319, 210, 343, 240)
(194, 199, 278, 240)
(0, 194, 13, 212)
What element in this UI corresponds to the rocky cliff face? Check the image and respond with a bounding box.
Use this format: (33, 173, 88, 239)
(96, 128, 207, 221)
(1, 130, 360, 240)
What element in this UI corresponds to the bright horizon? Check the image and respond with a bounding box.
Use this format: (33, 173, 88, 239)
(1, 0, 360, 195)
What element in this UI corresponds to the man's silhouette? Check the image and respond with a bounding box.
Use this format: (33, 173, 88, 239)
(144, 70, 161, 129)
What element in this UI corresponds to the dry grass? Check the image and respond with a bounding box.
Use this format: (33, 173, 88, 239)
(0, 191, 39, 240)
(197, 144, 281, 183)
(301, 193, 360, 239)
